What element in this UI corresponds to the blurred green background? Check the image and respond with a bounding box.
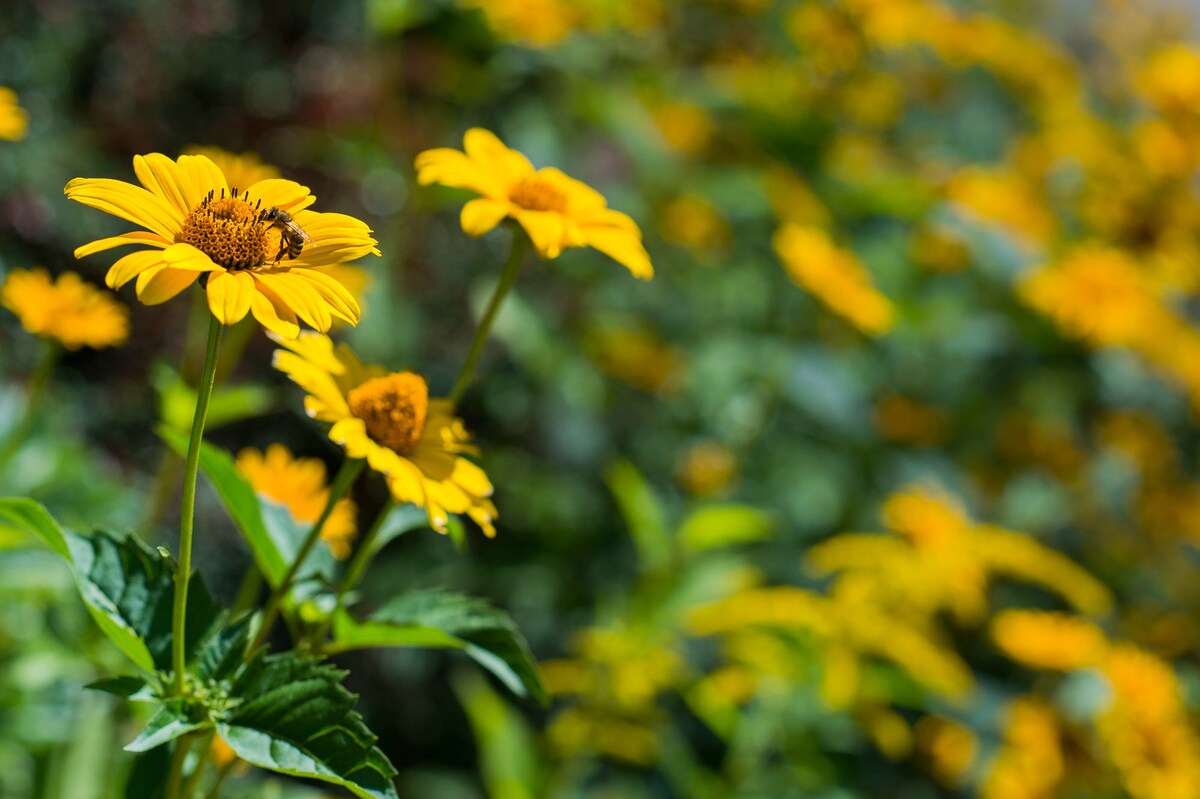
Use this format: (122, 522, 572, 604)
(5, 0, 1200, 797)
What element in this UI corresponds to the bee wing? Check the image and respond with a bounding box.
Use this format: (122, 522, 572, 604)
(285, 220, 314, 243)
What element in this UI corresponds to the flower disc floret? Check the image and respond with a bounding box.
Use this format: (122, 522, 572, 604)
(178, 191, 271, 271)
(348, 372, 429, 456)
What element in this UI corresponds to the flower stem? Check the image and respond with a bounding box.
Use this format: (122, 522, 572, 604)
(171, 315, 223, 696)
(164, 734, 197, 799)
(204, 759, 237, 799)
(248, 457, 365, 655)
(448, 230, 528, 406)
(309, 498, 396, 651)
(0, 339, 60, 471)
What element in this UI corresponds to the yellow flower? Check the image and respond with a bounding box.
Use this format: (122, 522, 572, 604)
(1136, 44, 1200, 115)
(916, 716, 977, 787)
(414, 128, 653, 279)
(1, 268, 128, 350)
(991, 610, 1109, 671)
(676, 440, 738, 498)
(773, 224, 895, 336)
(0, 87, 27, 141)
(65, 153, 379, 337)
(235, 444, 357, 559)
(271, 332, 497, 536)
(981, 698, 1064, 799)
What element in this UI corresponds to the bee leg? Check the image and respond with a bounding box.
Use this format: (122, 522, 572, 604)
(273, 238, 287, 265)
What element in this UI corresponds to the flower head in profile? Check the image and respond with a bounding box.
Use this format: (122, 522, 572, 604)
(1, 268, 128, 350)
(0, 88, 27, 141)
(66, 153, 379, 338)
(236, 444, 357, 559)
(271, 332, 497, 537)
(415, 128, 653, 279)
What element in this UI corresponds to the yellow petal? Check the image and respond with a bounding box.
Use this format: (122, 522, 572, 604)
(582, 224, 654, 279)
(206, 270, 255, 324)
(463, 128, 534, 185)
(253, 271, 331, 331)
(460, 198, 511, 236)
(250, 283, 301, 339)
(75, 231, 171, 259)
(176, 154, 229, 208)
(65, 177, 182, 240)
(515, 211, 569, 258)
(290, 270, 361, 325)
(245, 178, 315, 214)
(136, 266, 202, 305)
(133, 153, 194, 219)
(106, 249, 170, 289)
(162, 242, 223, 272)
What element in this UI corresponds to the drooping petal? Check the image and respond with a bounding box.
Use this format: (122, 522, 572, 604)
(65, 177, 182, 240)
(250, 283, 300, 339)
(135, 266, 202, 305)
(74, 231, 171, 259)
(514, 210, 569, 259)
(460, 198, 511, 236)
(205, 270, 255, 324)
(289, 269, 361, 326)
(581, 224, 654, 279)
(106, 249, 171, 290)
(253, 271, 331, 332)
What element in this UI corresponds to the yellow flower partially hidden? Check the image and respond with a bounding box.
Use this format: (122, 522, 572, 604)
(0, 88, 27, 141)
(235, 444, 357, 559)
(66, 153, 380, 338)
(1, 268, 128, 350)
(271, 332, 497, 537)
(182, 146, 281, 191)
(414, 128, 653, 279)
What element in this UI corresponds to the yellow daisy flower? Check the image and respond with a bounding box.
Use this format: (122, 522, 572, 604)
(414, 128, 653, 279)
(65, 152, 380, 338)
(271, 332, 498, 537)
(0, 87, 27, 141)
(235, 444, 358, 559)
(1, 267, 128, 350)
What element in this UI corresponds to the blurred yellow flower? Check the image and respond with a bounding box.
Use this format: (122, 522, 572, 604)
(916, 716, 976, 787)
(676, 440, 738, 498)
(546, 706, 660, 766)
(909, 225, 971, 273)
(658, 193, 730, 255)
(271, 332, 497, 537)
(1136, 44, 1200, 114)
(1, 268, 128, 350)
(946, 167, 1055, 246)
(235, 444, 358, 559)
(650, 100, 716, 156)
(66, 153, 378, 337)
(981, 698, 1064, 799)
(773, 224, 895, 336)
(182, 145, 282, 192)
(0, 87, 27, 141)
(414, 128, 653, 278)
(461, 0, 577, 45)
(991, 610, 1109, 671)
(872, 394, 946, 445)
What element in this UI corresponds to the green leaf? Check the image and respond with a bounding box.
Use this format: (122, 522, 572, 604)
(453, 671, 543, 799)
(676, 504, 775, 555)
(159, 427, 286, 587)
(605, 459, 671, 573)
(192, 614, 251, 682)
(126, 700, 207, 752)
(219, 652, 398, 799)
(0, 497, 69, 559)
(369, 504, 430, 557)
(331, 588, 547, 705)
(153, 362, 274, 432)
(85, 676, 148, 698)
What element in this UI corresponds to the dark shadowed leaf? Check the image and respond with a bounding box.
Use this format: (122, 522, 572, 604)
(125, 700, 207, 752)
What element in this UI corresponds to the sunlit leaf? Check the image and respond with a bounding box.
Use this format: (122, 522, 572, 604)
(125, 700, 206, 753)
(330, 588, 546, 705)
(218, 651, 398, 799)
(605, 459, 671, 572)
(677, 504, 775, 554)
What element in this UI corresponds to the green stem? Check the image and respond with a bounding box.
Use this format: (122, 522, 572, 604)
(310, 499, 396, 651)
(0, 339, 60, 471)
(248, 457, 365, 654)
(204, 760, 237, 799)
(448, 230, 528, 406)
(164, 734, 196, 799)
(172, 315, 224, 696)
(179, 734, 214, 798)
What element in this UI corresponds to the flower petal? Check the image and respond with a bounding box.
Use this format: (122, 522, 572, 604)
(75, 231, 171, 259)
(514, 210, 569, 259)
(290, 270, 361, 326)
(106, 249, 170, 289)
(65, 177, 182, 240)
(460, 198, 511, 236)
(463, 128, 534, 185)
(133, 153, 194, 219)
(582, 224, 654, 279)
(135, 266, 202, 305)
(253, 271, 332, 331)
(162, 242, 223, 272)
(250, 281, 301, 339)
(206, 270, 255, 324)
(246, 179, 315, 214)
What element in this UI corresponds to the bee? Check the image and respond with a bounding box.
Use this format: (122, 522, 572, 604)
(260, 206, 313, 263)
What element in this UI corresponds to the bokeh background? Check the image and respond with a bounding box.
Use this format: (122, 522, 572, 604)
(4, 0, 1200, 797)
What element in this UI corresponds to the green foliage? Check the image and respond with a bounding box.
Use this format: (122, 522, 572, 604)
(453, 671, 543, 799)
(677, 504, 776, 555)
(218, 652, 398, 799)
(331, 588, 547, 705)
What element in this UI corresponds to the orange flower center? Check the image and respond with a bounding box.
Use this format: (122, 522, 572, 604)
(177, 189, 271, 271)
(347, 372, 429, 455)
(509, 176, 568, 213)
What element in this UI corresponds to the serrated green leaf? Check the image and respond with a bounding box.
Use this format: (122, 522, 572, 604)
(192, 614, 251, 682)
(0, 497, 69, 559)
(677, 504, 775, 554)
(159, 427, 286, 587)
(219, 652, 398, 799)
(330, 588, 546, 705)
(126, 701, 206, 752)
